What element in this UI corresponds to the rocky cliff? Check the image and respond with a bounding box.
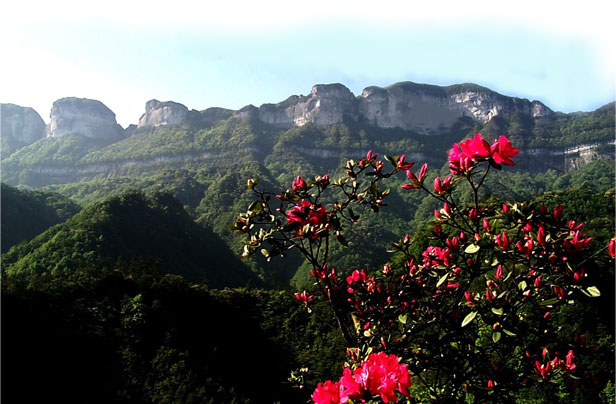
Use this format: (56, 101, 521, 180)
(254, 84, 358, 127)
(1, 103, 46, 145)
(46, 98, 124, 139)
(358, 82, 553, 134)
(244, 81, 555, 135)
(138, 99, 188, 128)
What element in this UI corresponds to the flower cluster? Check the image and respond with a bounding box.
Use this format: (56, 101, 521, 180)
(286, 200, 330, 238)
(312, 352, 411, 404)
(535, 349, 577, 379)
(448, 133, 518, 175)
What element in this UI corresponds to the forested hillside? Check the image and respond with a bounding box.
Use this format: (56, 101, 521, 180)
(1, 85, 614, 404)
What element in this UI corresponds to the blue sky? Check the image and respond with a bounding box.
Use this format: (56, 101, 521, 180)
(1, 0, 614, 127)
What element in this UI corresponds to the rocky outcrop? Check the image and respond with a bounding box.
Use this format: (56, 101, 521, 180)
(46, 98, 124, 139)
(138, 99, 188, 128)
(246, 84, 357, 127)
(230, 81, 555, 135)
(357, 82, 554, 135)
(1, 103, 46, 145)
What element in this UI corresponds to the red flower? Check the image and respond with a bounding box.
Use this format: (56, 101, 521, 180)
(460, 133, 492, 160)
(366, 150, 378, 162)
(494, 232, 510, 251)
(312, 380, 341, 404)
(295, 290, 314, 306)
(609, 238, 616, 258)
(495, 265, 503, 280)
(286, 200, 330, 238)
(355, 353, 411, 403)
(339, 368, 362, 403)
(564, 230, 592, 254)
(554, 205, 564, 220)
(536, 360, 552, 379)
(565, 350, 576, 371)
(292, 176, 307, 191)
(346, 269, 367, 285)
(434, 176, 452, 194)
(490, 135, 518, 166)
(537, 225, 546, 247)
(397, 154, 415, 171)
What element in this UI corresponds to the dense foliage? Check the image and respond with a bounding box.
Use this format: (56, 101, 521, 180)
(236, 134, 615, 404)
(1, 183, 81, 252)
(2, 191, 258, 288)
(1, 100, 614, 404)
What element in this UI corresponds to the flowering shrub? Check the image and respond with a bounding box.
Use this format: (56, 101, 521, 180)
(313, 352, 411, 404)
(234, 133, 613, 403)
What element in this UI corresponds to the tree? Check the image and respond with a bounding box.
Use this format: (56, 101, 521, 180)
(235, 134, 615, 404)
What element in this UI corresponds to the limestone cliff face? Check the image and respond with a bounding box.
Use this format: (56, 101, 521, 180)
(357, 82, 554, 135)
(1, 103, 46, 144)
(254, 84, 357, 127)
(46, 98, 123, 138)
(138, 100, 188, 128)
(234, 81, 554, 134)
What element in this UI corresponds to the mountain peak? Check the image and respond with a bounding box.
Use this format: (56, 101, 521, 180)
(46, 97, 124, 138)
(138, 99, 188, 128)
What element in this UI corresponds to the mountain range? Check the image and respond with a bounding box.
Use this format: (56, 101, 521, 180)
(1, 79, 614, 287)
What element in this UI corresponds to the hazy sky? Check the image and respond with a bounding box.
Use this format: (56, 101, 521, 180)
(1, 0, 615, 127)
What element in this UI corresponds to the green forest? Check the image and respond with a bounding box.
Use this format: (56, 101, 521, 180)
(1, 104, 614, 403)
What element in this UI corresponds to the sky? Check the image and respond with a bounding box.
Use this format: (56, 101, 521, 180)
(1, 0, 615, 128)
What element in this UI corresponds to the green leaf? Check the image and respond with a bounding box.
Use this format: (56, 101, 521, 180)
(492, 331, 501, 343)
(492, 307, 504, 316)
(385, 155, 397, 167)
(518, 280, 528, 291)
(502, 329, 517, 337)
(398, 314, 407, 324)
(586, 286, 601, 297)
(461, 311, 477, 327)
(540, 297, 560, 306)
(248, 200, 262, 214)
(436, 272, 449, 288)
(465, 244, 480, 254)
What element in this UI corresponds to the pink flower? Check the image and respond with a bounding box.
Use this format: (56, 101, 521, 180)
(490, 135, 518, 166)
(554, 205, 564, 220)
(483, 218, 491, 233)
(286, 200, 330, 238)
(460, 133, 492, 160)
(366, 150, 378, 162)
(537, 225, 546, 247)
(564, 230, 592, 254)
(609, 238, 616, 258)
(443, 202, 453, 217)
(312, 380, 341, 404)
(339, 368, 362, 403)
(434, 176, 452, 194)
(494, 232, 510, 251)
(355, 353, 411, 403)
(295, 290, 314, 306)
(397, 154, 415, 171)
(535, 360, 552, 379)
(346, 269, 367, 285)
(487, 379, 494, 389)
(292, 176, 307, 191)
(464, 291, 475, 305)
(495, 265, 503, 280)
(565, 350, 576, 371)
